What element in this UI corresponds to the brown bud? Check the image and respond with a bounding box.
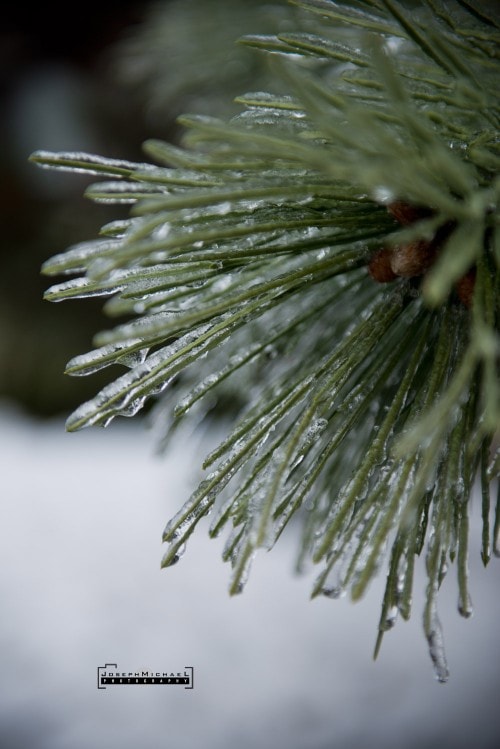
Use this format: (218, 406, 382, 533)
(390, 239, 438, 277)
(455, 268, 476, 308)
(387, 202, 432, 226)
(368, 247, 398, 283)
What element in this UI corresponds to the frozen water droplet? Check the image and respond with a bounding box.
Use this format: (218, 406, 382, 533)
(211, 276, 232, 293)
(383, 605, 398, 630)
(373, 186, 395, 205)
(384, 37, 404, 53)
(289, 417, 328, 473)
(264, 344, 278, 360)
(116, 347, 149, 369)
(321, 585, 346, 599)
(438, 559, 448, 585)
(118, 396, 147, 418)
(152, 223, 170, 240)
(161, 542, 186, 568)
(458, 593, 473, 619)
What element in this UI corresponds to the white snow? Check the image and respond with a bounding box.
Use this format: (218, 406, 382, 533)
(0, 402, 499, 749)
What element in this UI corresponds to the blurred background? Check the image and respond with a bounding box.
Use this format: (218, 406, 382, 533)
(0, 0, 288, 416)
(1, 2, 499, 748)
(1, 1, 143, 415)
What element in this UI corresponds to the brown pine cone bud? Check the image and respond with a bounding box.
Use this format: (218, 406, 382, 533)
(390, 239, 438, 277)
(455, 268, 476, 308)
(368, 247, 398, 283)
(387, 202, 432, 226)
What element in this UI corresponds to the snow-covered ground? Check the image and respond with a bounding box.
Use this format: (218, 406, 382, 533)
(1, 402, 499, 749)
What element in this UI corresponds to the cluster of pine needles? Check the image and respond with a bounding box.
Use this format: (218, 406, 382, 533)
(31, 0, 499, 680)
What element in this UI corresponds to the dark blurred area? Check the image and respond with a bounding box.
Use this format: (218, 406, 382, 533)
(0, 0, 289, 418)
(0, 2, 154, 417)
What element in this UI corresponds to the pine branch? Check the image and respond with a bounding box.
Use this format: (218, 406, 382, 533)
(31, 0, 499, 681)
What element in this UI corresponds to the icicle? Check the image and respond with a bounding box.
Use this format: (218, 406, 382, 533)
(229, 545, 257, 596)
(426, 622, 449, 684)
(457, 504, 473, 618)
(424, 600, 449, 684)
